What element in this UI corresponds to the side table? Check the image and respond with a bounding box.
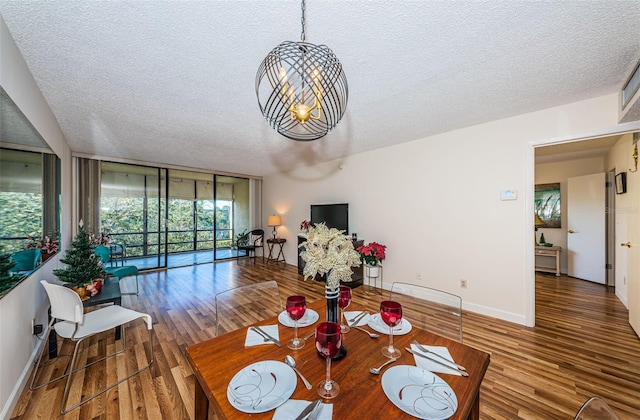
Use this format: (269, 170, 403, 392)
(267, 238, 286, 264)
(48, 277, 122, 358)
(535, 245, 561, 276)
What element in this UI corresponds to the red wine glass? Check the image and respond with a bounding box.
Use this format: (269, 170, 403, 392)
(315, 322, 342, 399)
(286, 295, 306, 349)
(338, 285, 352, 333)
(380, 300, 402, 358)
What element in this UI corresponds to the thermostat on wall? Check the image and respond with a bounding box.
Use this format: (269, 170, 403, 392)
(500, 189, 517, 201)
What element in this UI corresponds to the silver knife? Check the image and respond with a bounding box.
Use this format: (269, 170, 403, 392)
(412, 340, 467, 371)
(252, 326, 281, 347)
(348, 310, 369, 327)
(405, 348, 469, 377)
(294, 399, 321, 420)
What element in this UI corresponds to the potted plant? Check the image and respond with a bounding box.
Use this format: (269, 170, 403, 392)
(299, 219, 311, 233)
(53, 222, 106, 299)
(356, 241, 387, 279)
(233, 229, 250, 249)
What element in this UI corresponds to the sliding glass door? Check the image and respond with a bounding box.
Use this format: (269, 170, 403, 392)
(99, 161, 254, 269)
(100, 162, 167, 270)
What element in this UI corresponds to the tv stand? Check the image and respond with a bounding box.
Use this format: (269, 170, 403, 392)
(297, 235, 364, 288)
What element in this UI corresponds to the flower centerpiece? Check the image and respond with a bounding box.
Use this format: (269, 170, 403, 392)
(53, 221, 106, 299)
(299, 223, 361, 291)
(299, 223, 360, 359)
(356, 242, 387, 266)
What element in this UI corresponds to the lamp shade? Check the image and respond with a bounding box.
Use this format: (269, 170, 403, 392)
(268, 215, 282, 227)
(534, 213, 545, 227)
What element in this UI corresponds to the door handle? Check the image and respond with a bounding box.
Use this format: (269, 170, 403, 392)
(620, 242, 632, 248)
(568, 229, 576, 234)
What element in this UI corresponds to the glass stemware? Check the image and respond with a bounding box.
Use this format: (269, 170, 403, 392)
(315, 321, 342, 399)
(286, 295, 306, 350)
(380, 300, 402, 358)
(338, 285, 352, 333)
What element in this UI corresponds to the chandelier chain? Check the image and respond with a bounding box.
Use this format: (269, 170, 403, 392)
(300, 0, 306, 42)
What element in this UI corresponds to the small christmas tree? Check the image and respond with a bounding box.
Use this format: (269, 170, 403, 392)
(53, 222, 105, 288)
(0, 254, 23, 294)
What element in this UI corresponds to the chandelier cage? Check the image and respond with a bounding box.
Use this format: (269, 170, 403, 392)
(255, 2, 348, 141)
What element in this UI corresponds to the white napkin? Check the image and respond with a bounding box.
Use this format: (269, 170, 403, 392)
(344, 310, 370, 326)
(410, 343, 462, 376)
(272, 399, 333, 420)
(244, 325, 280, 347)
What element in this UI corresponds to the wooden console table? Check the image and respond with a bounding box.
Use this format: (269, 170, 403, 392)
(535, 245, 561, 276)
(266, 238, 286, 263)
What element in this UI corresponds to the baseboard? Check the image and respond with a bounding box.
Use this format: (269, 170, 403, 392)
(372, 283, 527, 326)
(0, 325, 48, 420)
(462, 301, 527, 326)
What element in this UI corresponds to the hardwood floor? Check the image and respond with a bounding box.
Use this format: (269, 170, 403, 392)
(11, 262, 640, 419)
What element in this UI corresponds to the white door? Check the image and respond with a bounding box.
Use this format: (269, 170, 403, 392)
(567, 173, 606, 283)
(626, 171, 640, 336)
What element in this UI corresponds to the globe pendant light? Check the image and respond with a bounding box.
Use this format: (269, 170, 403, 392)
(256, 0, 348, 141)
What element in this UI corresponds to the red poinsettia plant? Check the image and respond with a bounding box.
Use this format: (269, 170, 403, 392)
(300, 219, 312, 231)
(356, 242, 387, 266)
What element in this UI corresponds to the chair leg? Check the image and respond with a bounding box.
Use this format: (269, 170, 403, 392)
(120, 275, 139, 295)
(30, 319, 68, 390)
(60, 324, 154, 414)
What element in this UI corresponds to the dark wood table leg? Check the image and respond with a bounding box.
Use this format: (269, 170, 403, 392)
(47, 306, 58, 358)
(194, 379, 209, 420)
(115, 297, 122, 340)
(468, 391, 480, 420)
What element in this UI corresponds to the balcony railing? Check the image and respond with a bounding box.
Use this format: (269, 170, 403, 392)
(106, 228, 234, 257)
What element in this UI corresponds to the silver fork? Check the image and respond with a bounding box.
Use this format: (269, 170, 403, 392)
(348, 311, 369, 324)
(412, 340, 466, 371)
(251, 327, 270, 342)
(307, 400, 324, 420)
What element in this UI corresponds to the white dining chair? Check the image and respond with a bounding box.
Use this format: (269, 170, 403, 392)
(214, 280, 283, 335)
(30, 280, 154, 413)
(574, 396, 620, 419)
(389, 282, 463, 343)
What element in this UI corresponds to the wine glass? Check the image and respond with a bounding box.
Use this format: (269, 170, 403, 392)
(315, 322, 342, 399)
(286, 295, 306, 350)
(380, 300, 402, 358)
(338, 285, 352, 333)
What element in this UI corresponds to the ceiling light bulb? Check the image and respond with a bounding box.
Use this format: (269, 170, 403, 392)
(294, 104, 311, 123)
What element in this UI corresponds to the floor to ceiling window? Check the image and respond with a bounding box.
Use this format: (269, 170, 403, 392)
(101, 162, 167, 270)
(99, 161, 254, 270)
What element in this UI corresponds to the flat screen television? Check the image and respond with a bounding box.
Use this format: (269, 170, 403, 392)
(310, 203, 349, 233)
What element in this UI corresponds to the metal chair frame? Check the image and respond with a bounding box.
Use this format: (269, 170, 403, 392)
(214, 280, 282, 335)
(236, 229, 265, 264)
(30, 281, 153, 413)
(389, 281, 463, 343)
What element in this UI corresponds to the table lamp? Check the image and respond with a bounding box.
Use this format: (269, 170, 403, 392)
(534, 213, 545, 245)
(268, 215, 282, 239)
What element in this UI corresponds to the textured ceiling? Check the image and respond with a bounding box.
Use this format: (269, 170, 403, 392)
(1, 1, 639, 177)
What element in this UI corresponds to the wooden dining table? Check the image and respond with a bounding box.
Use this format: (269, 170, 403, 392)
(186, 298, 490, 419)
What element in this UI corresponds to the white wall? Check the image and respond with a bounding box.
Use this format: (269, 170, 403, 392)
(263, 93, 639, 329)
(0, 16, 72, 419)
(534, 156, 606, 273)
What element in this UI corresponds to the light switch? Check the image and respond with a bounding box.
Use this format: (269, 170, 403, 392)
(500, 189, 517, 201)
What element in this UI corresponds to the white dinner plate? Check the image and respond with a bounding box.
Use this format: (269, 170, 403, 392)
(278, 309, 319, 328)
(227, 360, 296, 414)
(382, 365, 458, 419)
(367, 313, 413, 335)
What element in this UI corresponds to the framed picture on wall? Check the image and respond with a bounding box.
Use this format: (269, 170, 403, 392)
(615, 172, 627, 194)
(535, 183, 561, 228)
